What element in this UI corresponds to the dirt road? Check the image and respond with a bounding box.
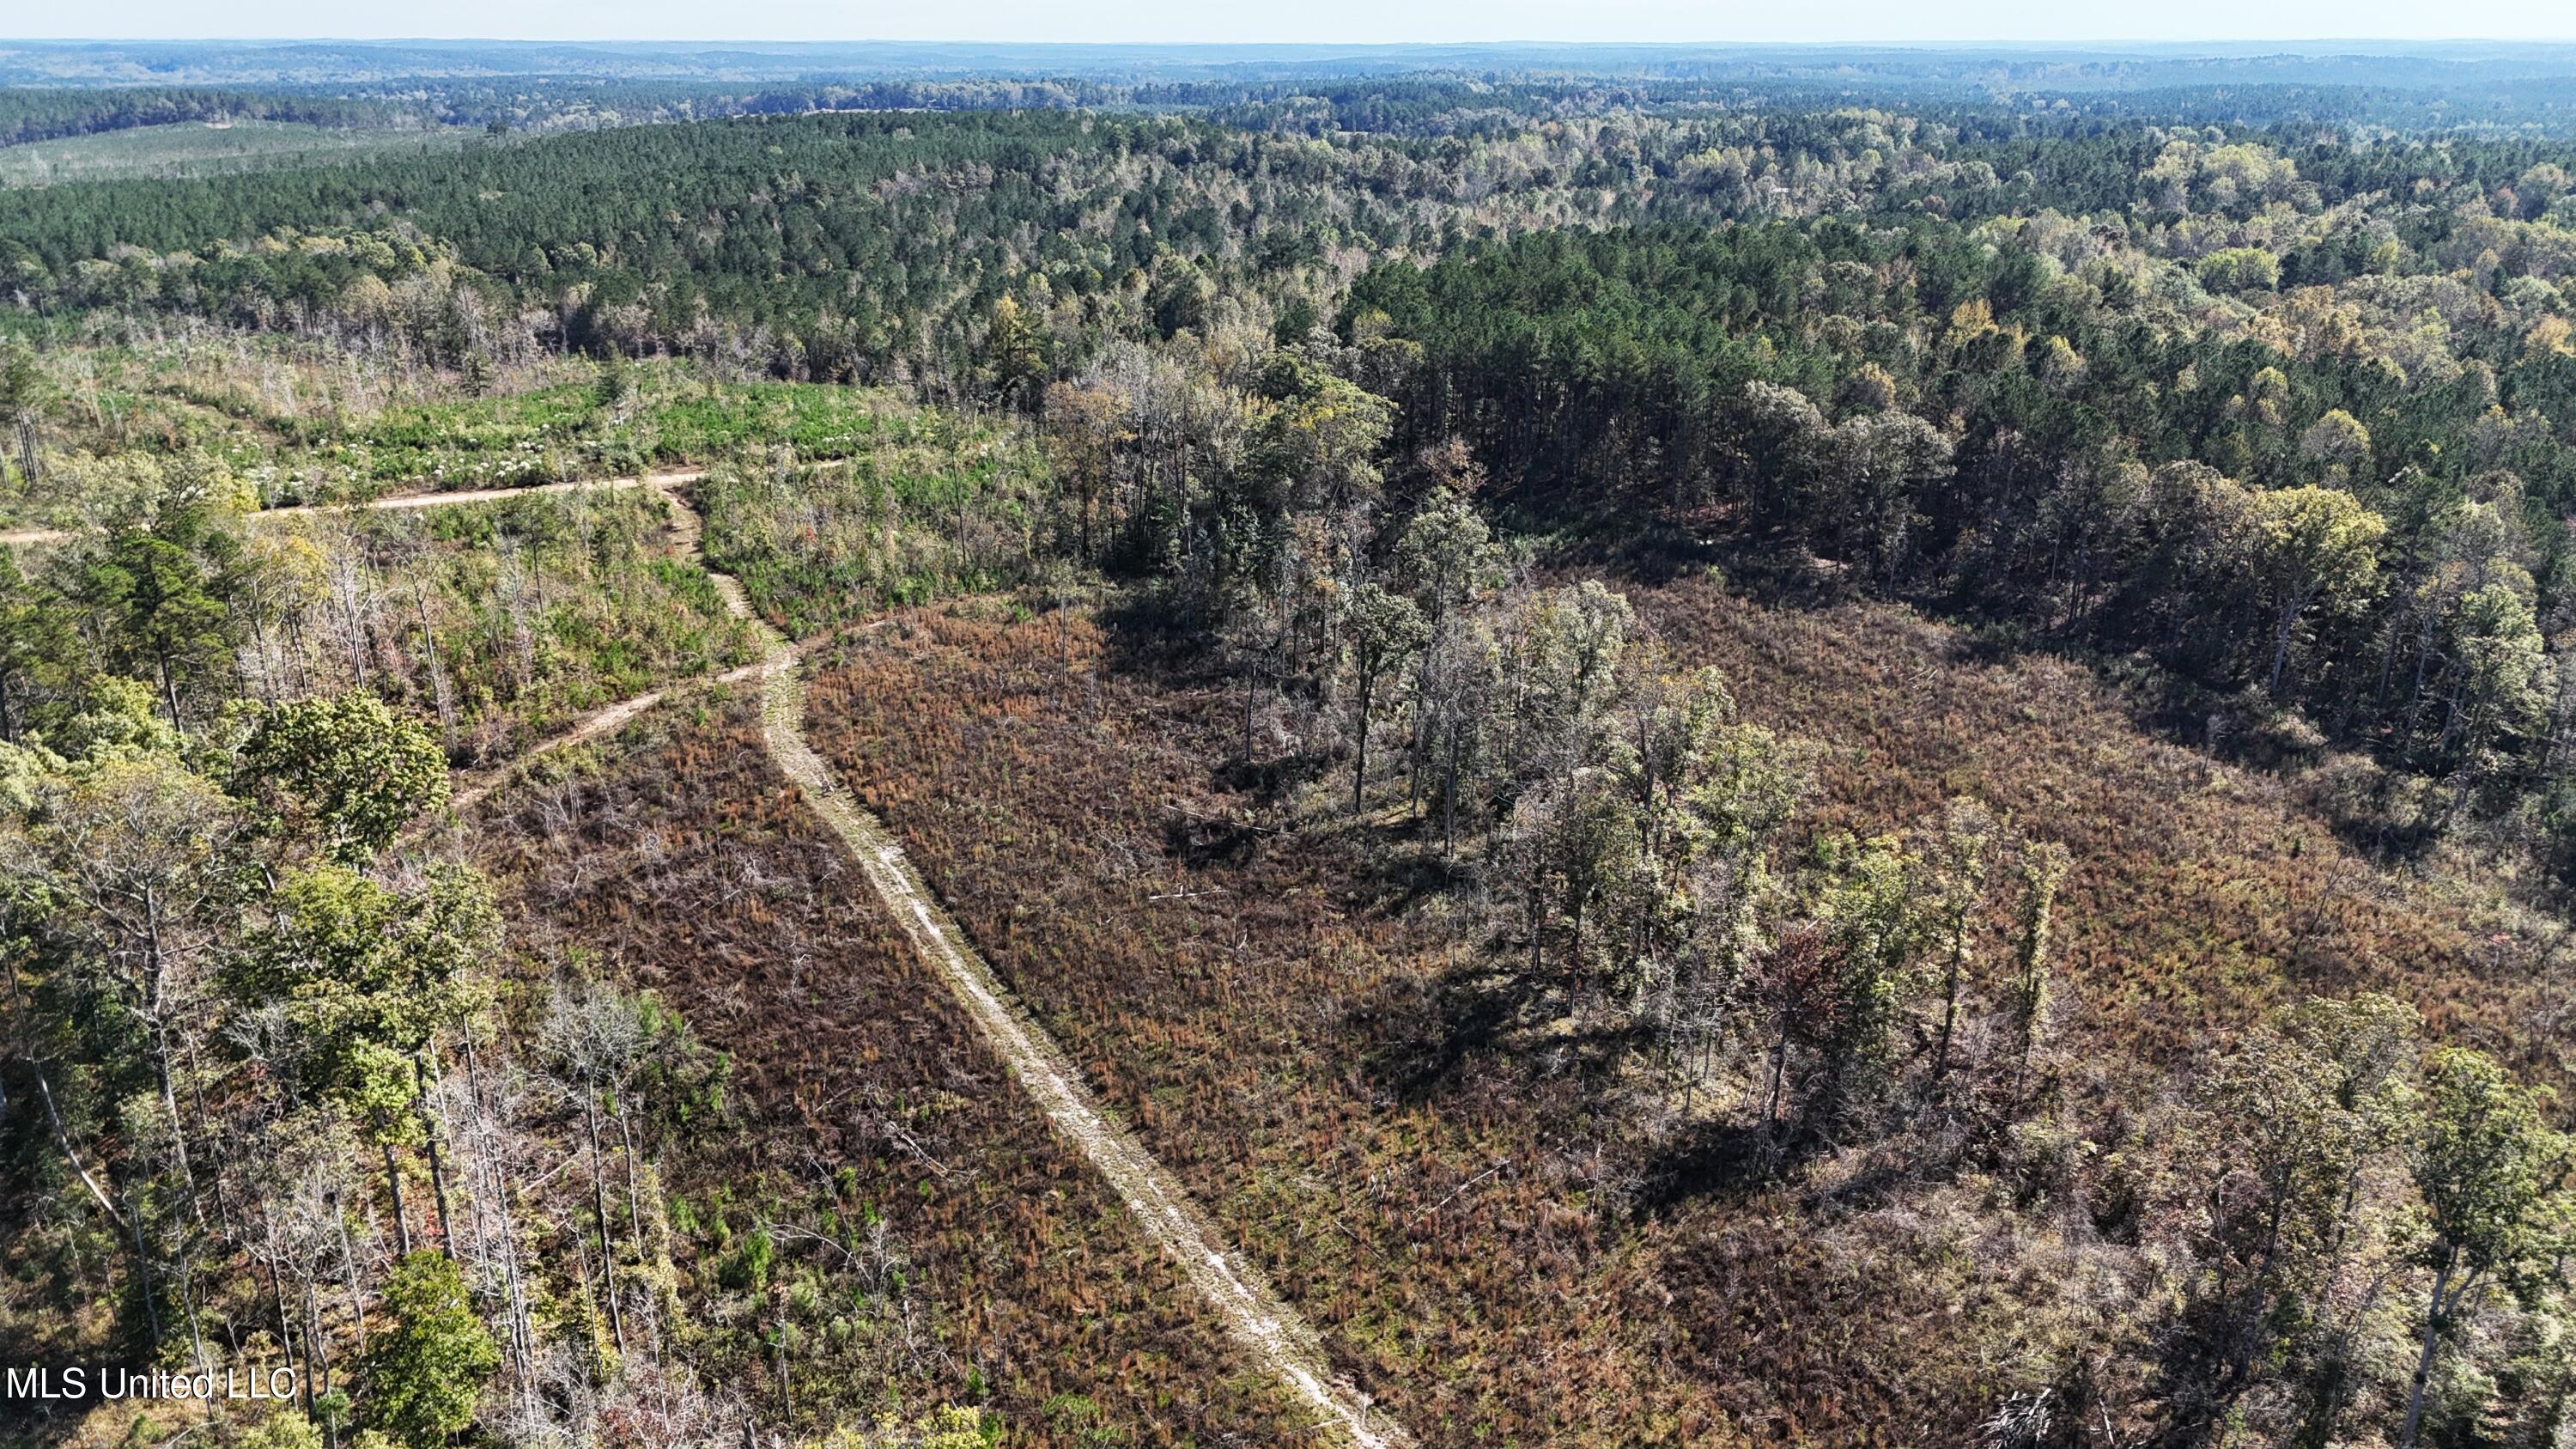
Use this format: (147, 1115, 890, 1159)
(659, 480, 1411, 1448)
(444, 656, 767, 815)
(33, 456, 1408, 1444)
(0, 467, 707, 549)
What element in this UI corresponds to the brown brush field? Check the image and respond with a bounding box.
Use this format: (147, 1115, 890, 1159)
(1633, 579, 2566, 1081)
(466, 690, 1301, 1446)
(798, 576, 2571, 1446)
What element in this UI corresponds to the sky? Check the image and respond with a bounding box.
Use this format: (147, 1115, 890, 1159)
(12, 0, 2574, 45)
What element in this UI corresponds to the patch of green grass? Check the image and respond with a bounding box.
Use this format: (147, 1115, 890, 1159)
(697, 423, 1053, 637)
(259, 368, 939, 498)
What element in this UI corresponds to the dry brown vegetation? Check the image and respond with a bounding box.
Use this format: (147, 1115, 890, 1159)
(796, 578, 2572, 1446)
(466, 689, 1300, 1446)
(1633, 577, 2567, 1086)
(805, 601, 1922, 1444)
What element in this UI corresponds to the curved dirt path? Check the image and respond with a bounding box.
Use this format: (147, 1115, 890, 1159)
(445, 657, 767, 816)
(654, 481, 1410, 1449)
(31, 454, 1406, 1442)
(0, 467, 705, 549)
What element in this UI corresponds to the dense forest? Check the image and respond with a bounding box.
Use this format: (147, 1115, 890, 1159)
(9, 40, 2576, 1449)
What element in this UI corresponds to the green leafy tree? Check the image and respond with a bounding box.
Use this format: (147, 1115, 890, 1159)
(1813, 833, 1922, 1111)
(1820, 411, 1953, 581)
(1042, 378, 1133, 560)
(2439, 583, 2549, 793)
(984, 294, 1046, 406)
(2006, 840, 2069, 1086)
(2298, 409, 2372, 479)
(230, 691, 448, 863)
(1506, 580, 1633, 782)
(0, 550, 74, 742)
(363, 1251, 498, 1448)
(227, 862, 495, 1251)
(1242, 352, 1394, 570)
(1344, 581, 1428, 814)
(2197, 247, 2282, 295)
(1607, 667, 1805, 1038)
(2401, 1048, 2573, 1449)
(229, 865, 492, 1074)
(2248, 486, 2385, 696)
(2172, 995, 2419, 1444)
(24, 752, 240, 1217)
(82, 527, 234, 728)
(1394, 485, 1502, 625)
(1915, 799, 1997, 1084)
(1512, 764, 1639, 1006)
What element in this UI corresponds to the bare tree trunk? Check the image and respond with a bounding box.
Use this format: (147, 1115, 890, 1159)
(381, 1140, 412, 1257)
(613, 1100, 647, 1275)
(583, 1081, 629, 1359)
(414, 1058, 455, 1257)
(331, 1194, 368, 1355)
(2269, 603, 2300, 697)
(127, 1188, 164, 1344)
(157, 650, 185, 730)
(1932, 935, 1965, 1083)
(1767, 1018, 1793, 1134)
(31, 1067, 126, 1230)
(407, 574, 457, 742)
(1352, 673, 1373, 815)
(459, 1028, 537, 1419)
(612, 1099, 661, 1357)
(142, 911, 207, 1229)
(176, 1240, 214, 1380)
(301, 1268, 331, 1405)
(2402, 1253, 2458, 1449)
(260, 1215, 304, 1412)
(1443, 719, 1462, 860)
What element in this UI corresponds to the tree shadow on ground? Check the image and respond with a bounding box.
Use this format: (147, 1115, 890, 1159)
(1631, 1117, 1805, 1216)
(1358, 941, 1648, 1110)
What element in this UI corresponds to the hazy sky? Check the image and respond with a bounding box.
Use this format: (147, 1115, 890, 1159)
(11, 0, 2574, 44)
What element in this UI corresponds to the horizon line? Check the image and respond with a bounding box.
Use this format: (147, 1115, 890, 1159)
(10, 35, 2576, 48)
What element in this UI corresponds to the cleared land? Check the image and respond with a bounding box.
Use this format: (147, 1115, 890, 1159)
(793, 577, 2562, 1444)
(465, 691, 1303, 1443)
(0, 119, 471, 186)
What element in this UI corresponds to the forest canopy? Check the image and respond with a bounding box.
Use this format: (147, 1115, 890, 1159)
(9, 44, 2576, 1449)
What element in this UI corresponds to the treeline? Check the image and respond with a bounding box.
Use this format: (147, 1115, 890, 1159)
(0, 108, 2169, 381)
(1344, 216, 2576, 873)
(0, 88, 407, 148)
(401, 76, 1121, 134)
(1013, 316, 2576, 1445)
(10, 100, 2575, 393)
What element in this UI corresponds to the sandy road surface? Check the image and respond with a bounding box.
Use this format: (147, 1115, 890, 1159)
(0, 468, 706, 548)
(445, 657, 767, 815)
(659, 479, 1411, 1447)
(32, 457, 1409, 1444)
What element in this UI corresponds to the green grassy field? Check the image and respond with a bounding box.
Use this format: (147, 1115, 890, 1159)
(0, 119, 473, 186)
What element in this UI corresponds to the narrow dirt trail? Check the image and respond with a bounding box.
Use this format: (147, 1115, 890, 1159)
(0, 467, 705, 549)
(653, 482, 1411, 1449)
(445, 657, 768, 815)
(320, 468, 698, 513)
(27, 451, 1406, 1441)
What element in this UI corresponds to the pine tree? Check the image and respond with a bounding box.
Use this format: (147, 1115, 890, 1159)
(363, 1251, 499, 1448)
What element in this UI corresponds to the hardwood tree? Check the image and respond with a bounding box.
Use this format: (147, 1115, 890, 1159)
(2400, 1048, 2572, 1449)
